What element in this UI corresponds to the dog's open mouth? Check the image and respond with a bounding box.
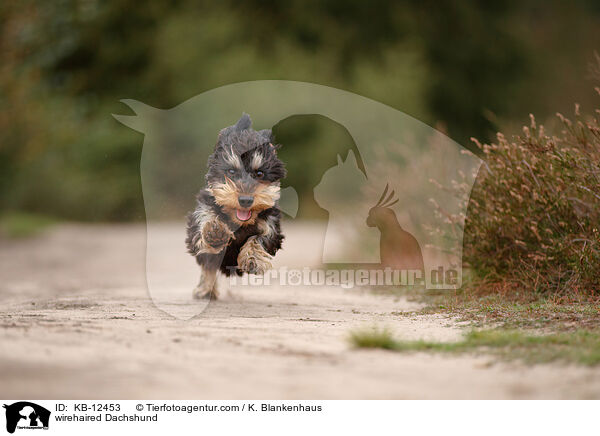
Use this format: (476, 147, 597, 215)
(236, 209, 252, 221)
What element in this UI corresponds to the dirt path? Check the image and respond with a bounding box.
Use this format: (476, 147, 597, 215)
(1, 223, 599, 399)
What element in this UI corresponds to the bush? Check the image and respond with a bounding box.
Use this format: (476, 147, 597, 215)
(464, 93, 600, 296)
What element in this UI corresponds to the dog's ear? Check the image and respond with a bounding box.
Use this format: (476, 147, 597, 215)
(217, 113, 252, 143)
(258, 129, 280, 153)
(258, 129, 273, 143)
(234, 113, 252, 131)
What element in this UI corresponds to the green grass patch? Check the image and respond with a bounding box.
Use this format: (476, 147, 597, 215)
(350, 327, 398, 350)
(0, 211, 57, 238)
(417, 283, 600, 332)
(350, 327, 600, 365)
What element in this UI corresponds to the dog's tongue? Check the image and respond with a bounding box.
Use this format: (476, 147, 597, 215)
(236, 209, 252, 221)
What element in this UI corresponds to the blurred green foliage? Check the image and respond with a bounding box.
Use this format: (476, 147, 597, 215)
(0, 211, 56, 238)
(1, 0, 599, 221)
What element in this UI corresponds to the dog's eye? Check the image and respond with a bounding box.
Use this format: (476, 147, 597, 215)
(228, 169, 236, 175)
(255, 170, 264, 179)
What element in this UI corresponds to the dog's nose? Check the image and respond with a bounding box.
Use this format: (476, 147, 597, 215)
(238, 195, 254, 208)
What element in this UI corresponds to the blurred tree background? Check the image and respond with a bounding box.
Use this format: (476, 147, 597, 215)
(1, 0, 600, 221)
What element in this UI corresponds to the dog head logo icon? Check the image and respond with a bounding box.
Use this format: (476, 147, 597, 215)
(3, 402, 50, 434)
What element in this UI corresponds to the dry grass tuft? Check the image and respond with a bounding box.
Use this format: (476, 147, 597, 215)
(463, 95, 600, 297)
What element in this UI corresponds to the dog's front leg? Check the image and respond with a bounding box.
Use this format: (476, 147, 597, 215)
(201, 218, 233, 253)
(192, 265, 220, 299)
(237, 215, 283, 274)
(186, 203, 234, 256)
(237, 236, 273, 275)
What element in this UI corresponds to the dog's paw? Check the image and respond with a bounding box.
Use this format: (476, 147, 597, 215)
(193, 285, 218, 300)
(202, 219, 232, 251)
(237, 237, 272, 275)
(238, 255, 272, 275)
(192, 279, 219, 300)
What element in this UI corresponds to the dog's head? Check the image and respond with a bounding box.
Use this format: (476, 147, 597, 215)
(206, 114, 286, 225)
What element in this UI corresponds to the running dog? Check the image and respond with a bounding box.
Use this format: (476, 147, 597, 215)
(185, 114, 285, 299)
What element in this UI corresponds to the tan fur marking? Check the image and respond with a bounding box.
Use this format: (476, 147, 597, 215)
(223, 146, 242, 169)
(209, 179, 280, 227)
(253, 182, 280, 210)
(250, 152, 264, 170)
(210, 177, 240, 210)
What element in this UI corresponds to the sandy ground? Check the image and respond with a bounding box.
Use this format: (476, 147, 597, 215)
(1, 222, 600, 399)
